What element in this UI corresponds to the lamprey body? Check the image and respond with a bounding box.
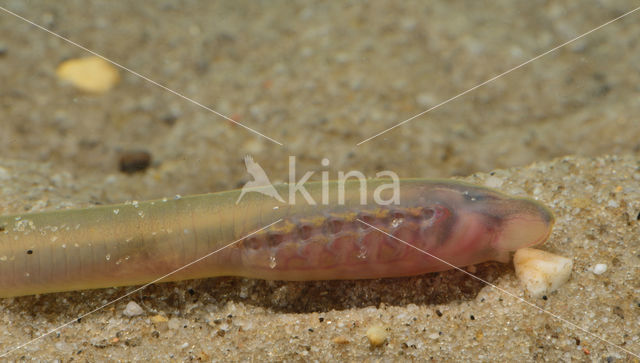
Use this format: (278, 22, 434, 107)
(0, 179, 554, 297)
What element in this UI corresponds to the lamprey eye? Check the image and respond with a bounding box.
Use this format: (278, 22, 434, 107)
(463, 190, 486, 202)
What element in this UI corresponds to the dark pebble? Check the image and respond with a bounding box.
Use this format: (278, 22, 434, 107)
(613, 306, 624, 319)
(119, 150, 152, 174)
(161, 112, 179, 126)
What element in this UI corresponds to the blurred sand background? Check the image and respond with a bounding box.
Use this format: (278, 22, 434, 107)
(0, 0, 638, 361)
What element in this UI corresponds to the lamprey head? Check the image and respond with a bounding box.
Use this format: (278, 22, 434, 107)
(490, 198, 554, 251)
(447, 184, 555, 252)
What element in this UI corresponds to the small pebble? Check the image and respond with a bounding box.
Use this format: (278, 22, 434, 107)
(123, 301, 144, 317)
(415, 92, 435, 108)
(592, 263, 607, 275)
(151, 314, 168, 323)
(484, 176, 504, 188)
(119, 150, 152, 174)
(167, 318, 182, 330)
(56, 56, 120, 93)
(366, 324, 387, 347)
(161, 111, 180, 126)
(332, 336, 349, 344)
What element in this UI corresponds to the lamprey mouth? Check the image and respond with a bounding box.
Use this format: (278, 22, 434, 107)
(492, 201, 555, 251)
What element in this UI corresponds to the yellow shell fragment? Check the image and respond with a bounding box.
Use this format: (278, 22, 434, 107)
(366, 324, 387, 347)
(56, 56, 120, 93)
(150, 314, 168, 323)
(513, 248, 572, 298)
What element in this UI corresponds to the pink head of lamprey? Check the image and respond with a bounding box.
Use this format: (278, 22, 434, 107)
(435, 182, 555, 254)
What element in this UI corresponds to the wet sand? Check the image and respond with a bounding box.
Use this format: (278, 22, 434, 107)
(0, 1, 638, 360)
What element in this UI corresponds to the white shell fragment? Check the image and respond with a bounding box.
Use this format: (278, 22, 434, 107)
(513, 248, 572, 298)
(592, 263, 607, 275)
(123, 301, 144, 317)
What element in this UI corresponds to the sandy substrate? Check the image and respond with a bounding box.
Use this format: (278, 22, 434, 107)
(0, 155, 638, 361)
(0, 0, 639, 361)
